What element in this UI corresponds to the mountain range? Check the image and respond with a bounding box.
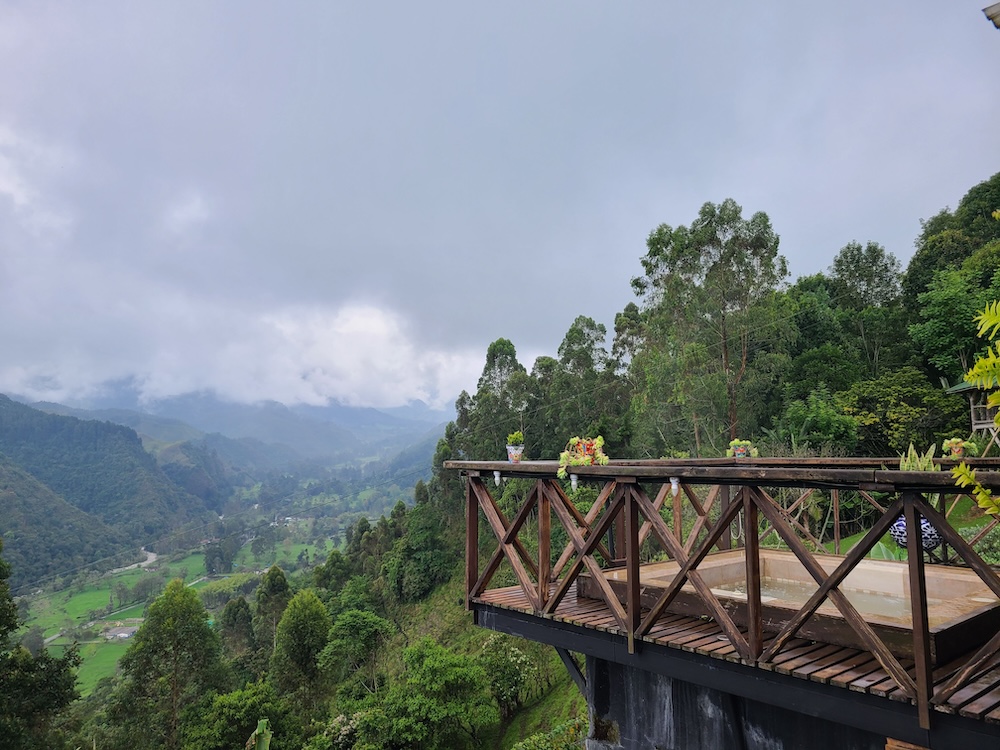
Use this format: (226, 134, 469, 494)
(0, 392, 450, 591)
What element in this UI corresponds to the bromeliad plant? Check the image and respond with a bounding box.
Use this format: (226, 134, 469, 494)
(557, 436, 610, 479)
(726, 439, 758, 458)
(942, 437, 978, 458)
(953, 299, 1000, 515)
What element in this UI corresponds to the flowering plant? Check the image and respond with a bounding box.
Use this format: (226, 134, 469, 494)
(942, 437, 977, 458)
(726, 439, 758, 458)
(557, 436, 610, 479)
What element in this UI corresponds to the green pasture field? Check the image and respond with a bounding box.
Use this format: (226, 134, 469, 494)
(163, 551, 208, 580)
(28, 568, 147, 637)
(233, 540, 329, 571)
(50, 639, 131, 697)
(27, 542, 326, 697)
(26, 553, 207, 637)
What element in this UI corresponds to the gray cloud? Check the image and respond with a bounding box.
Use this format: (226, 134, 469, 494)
(1, 2, 998, 408)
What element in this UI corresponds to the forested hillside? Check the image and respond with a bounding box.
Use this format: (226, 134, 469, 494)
(2, 173, 998, 750)
(0, 396, 212, 541)
(450, 174, 999, 463)
(0, 457, 127, 589)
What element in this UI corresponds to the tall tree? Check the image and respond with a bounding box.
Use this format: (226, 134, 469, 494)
(955, 171, 1000, 247)
(909, 269, 992, 380)
(828, 241, 906, 377)
(108, 578, 228, 750)
(219, 597, 255, 656)
(901, 228, 976, 314)
(319, 608, 393, 693)
(270, 589, 331, 698)
(254, 565, 292, 653)
(828, 241, 901, 310)
(454, 338, 530, 461)
(632, 198, 788, 442)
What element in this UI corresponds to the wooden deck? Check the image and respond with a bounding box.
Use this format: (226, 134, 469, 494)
(450, 459, 1000, 744)
(475, 582, 1000, 726)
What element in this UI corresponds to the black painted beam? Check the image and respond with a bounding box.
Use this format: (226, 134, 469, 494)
(474, 604, 1000, 750)
(555, 646, 587, 696)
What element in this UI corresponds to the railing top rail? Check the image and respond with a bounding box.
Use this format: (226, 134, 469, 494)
(445, 458, 1000, 492)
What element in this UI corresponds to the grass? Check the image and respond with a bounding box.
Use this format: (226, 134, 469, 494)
(74, 640, 131, 696)
(23, 551, 215, 696)
(232, 540, 330, 572)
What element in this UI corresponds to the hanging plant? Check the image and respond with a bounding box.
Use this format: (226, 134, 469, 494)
(557, 436, 610, 479)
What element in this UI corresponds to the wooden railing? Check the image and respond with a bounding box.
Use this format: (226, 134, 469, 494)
(446, 458, 1000, 730)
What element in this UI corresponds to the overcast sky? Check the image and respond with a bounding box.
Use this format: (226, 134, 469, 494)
(1, 2, 998, 410)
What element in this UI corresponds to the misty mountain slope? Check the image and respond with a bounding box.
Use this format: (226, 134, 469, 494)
(0, 455, 129, 591)
(146, 394, 360, 458)
(32, 402, 206, 444)
(0, 395, 211, 540)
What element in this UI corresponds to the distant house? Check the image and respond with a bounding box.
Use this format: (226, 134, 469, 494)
(105, 626, 138, 640)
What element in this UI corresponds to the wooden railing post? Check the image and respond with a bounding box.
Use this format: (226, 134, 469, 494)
(903, 492, 933, 730)
(538, 480, 551, 611)
(623, 479, 640, 654)
(465, 473, 479, 610)
(744, 488, 762, 660)
(672, 478, 683, 545)
(832, 489, 841, 554)
(718, 485, 732, 550)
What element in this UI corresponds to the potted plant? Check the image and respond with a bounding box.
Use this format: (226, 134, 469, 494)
(557, 436, 610, 480)
(889, 443, 943, 551)
(942, 437, 978, 459)
(726, 439, 758, 458)
(506, 431, 525, 463)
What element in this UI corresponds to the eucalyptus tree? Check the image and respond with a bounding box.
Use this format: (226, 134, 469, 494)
(550, 315, 620, 443)
(454, 338, 530, 460)
(254, 565, 292, 654)
(107, 578, 229, 750)
(631, 198, 789, 445)
(827, 241, 906, 378)
(270, 589, 331, 699)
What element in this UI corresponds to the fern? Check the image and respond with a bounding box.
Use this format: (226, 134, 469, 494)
(953, 462, 998, 515)
(953, 290, 1000, 515)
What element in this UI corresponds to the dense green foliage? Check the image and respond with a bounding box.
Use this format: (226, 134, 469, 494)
(0, 456, 128, 589)
(101, 579, 230, 749)
(0, 396, 211, 539)
(0, 539, 81, 750)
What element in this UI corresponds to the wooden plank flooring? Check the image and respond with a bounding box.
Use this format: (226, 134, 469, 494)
(475, 583, 1000, 725)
